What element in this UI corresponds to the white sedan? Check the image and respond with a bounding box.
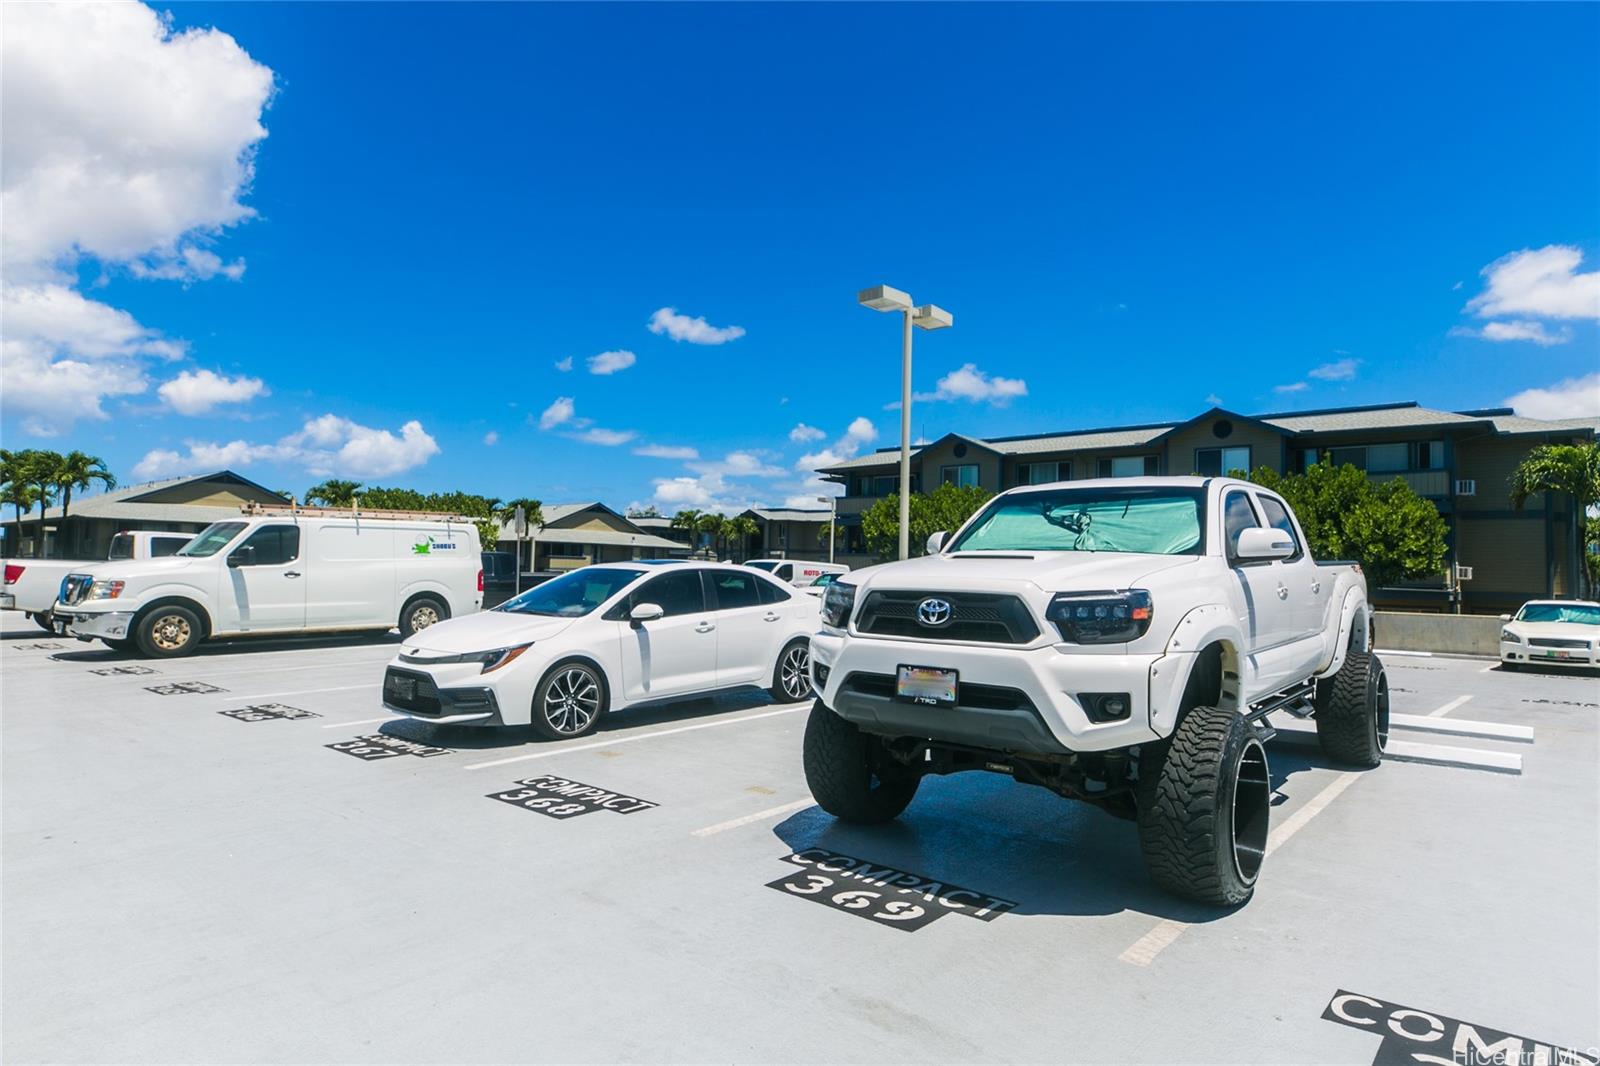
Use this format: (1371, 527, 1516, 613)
(381, 561, 820, 738)
(1499, 599, 1600, 670)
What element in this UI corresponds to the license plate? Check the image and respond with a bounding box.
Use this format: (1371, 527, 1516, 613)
(896, 665, 957, 706)
(1540, 650, 1572, 659)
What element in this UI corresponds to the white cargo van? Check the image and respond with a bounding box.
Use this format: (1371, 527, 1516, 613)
(58, 505, 481, 657)
(744, 558, 848, 588)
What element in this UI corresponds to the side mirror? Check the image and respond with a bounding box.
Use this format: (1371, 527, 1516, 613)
(1499, 614, 1511, 622)
(1234, 528, 1294, 560)
(629, 602, 664, 626)
(926, 530, 949, 554)
(228, 546, 257, 568)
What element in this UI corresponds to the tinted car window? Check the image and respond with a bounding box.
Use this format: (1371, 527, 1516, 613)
(774, 564, 794, 581)
(108, 534, 134, 560)
(150, 537, 188, 557)
(1256, 496, 1302, 561)
(629, 570, 705, 618)
(503, 567, 644, 617)
(1223, 492, 1260, 559)
(710, 570, 762, 610)
(235, 525, 300, 566)
(756, 577, 792, 604)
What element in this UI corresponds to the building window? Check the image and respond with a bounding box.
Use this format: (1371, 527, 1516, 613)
(545, 542, 585, 558)
(1018, 460, 1072, 485)
(1194, 446, 1252, 477)
(1097, 456, 1159, 478)
(1326, 441, 1445, 473)
(942, 464, 979, 488)
(1292, 448, 1320, 472)
(845, 526, 865, 553)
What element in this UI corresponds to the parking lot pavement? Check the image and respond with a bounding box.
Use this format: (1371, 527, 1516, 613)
(3, 614, 1597, 1064)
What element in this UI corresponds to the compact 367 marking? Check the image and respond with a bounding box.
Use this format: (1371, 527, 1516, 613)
(326, 733, 453, 761)
(488, 774, 657, 819)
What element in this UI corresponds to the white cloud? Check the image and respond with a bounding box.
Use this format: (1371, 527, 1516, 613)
(1466, 245, 1600, 321)
(1308, 358, 1359, 381)
(1476, 320, 1570, 346)
(783, 494, 835, 510)
(689, 451, 787, 479)
(565, 427, 636, 446)
(647, 307, 746, 345)
(1205, 393, 1223, 406)
(157, 368, 266, 415)
(131, 414, 440, 480)
(587, 349, 636, 375)
(796, 416, 879, 470)
(915, 363, 1028, 406)
(0, 2, 274, 433)
(554, 356, 573, 372)
(788, 423, 826, 443)
(483, 431, 499, 446)
(1503, 373, 1600, 420)
(634, 444, 699, 460)
(538, 396, 576, 430)
(1274, 382, 1309, 394)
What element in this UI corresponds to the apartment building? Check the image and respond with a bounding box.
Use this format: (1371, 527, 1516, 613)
(814, 402, 1598, 613)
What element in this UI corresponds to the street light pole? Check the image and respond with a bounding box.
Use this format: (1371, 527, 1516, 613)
(858, 286, 953, 561)
(817, 494, 838, 565)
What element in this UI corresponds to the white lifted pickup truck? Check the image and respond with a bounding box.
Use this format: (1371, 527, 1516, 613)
(805, 476, 1385, 905)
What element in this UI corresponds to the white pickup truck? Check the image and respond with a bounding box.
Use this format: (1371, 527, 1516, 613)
(806, 476, 1384, 905)
(2, 530, 195, 631)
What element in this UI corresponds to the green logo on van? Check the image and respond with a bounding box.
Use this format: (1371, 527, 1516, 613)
(412, 537, 432, 555)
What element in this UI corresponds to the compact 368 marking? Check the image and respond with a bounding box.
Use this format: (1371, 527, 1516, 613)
(766, 848, 1017, 933)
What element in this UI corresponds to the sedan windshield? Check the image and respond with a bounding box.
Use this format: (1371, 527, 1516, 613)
(499, 567, 644, 617)
(1516, 603, 1600, 625)
(177, 522, 247, 557)
(949, 487, 1206, 555)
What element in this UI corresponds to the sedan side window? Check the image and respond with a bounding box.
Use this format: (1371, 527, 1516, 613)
(629, 570, 705, 618)
(710, 571, 762, 610)
(756, 577, 792, 604)
(234, 525, 301, 566)
(1222, 492, 1261, 561)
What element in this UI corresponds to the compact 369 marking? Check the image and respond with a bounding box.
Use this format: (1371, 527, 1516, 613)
(488, 774, 657, 819)
(219, 703, 321, 723)
(326, 733, 453, 761)
(766, 848, 1017, 933)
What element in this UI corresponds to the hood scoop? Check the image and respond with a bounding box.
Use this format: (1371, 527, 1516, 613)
(948, 553, 1037, 560)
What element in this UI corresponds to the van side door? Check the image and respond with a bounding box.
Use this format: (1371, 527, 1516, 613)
(222, 524, 307, 632)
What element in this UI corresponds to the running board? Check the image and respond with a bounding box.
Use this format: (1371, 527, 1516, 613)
(1245, 680, 1317, 727)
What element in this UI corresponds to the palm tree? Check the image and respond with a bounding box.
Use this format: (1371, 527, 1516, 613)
(22, 450, 62, 557)
(670, 509, 703, 553)
(496, 497, 544, 532)
(56, 450, 117, 525)
(305, 479, 363, 507)
(1509, 442, 1600, 597)
(696, 512, 727, 560)
(725, 515, 760, 562)
(1, 450, 39, 553)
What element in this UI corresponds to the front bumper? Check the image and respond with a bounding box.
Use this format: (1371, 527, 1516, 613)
(382, 664, 506, 725)
(810, 630, 1185, 754)
(1500, 640, 1599, 668)
(65, 609, 136, 642)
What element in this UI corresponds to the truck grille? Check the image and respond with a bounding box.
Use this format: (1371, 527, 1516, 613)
(383, 667, 442, 715)
(856, 590, 1040, 644)
(60, 573, 95, 607)
(1528, 637, 1591, 649)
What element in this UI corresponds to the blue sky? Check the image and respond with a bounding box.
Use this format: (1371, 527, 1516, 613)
(3, 2, 1597, 513)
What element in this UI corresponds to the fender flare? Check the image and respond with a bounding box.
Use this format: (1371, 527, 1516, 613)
(1151, 604, 1248, 736)
(1315, 588, 1369, 679)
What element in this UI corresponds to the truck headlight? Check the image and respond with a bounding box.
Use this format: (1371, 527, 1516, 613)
(822, 582, 857, 629)
(88, 580, 125, 601)
(1047, 590, 1153, 644)
(1501, 629, 1521, 643)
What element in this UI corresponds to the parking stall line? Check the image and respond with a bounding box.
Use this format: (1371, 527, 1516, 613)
(462, 705, 807, 770)
(228, 683, 374, 701)
(691, 797, 814, 837)
(1118, 771, 1362, 968)
(1427, 694, 1473, 718)
(321, 716, 402, 729)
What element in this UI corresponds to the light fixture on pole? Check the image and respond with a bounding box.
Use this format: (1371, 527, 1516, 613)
(857, 285, 953, 560)
(816, 495, 838, 565)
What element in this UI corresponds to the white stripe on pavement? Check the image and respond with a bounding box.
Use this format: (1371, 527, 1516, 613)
(1119, 771, 1361, 967)
(463, 705, 807, 770)
(228, 683, 374, 701)
(1376, 648, 1432, 657)
(322, 716, 403, 729)
(692, 798, 814, 837)
(1427, 694, 1473, 717)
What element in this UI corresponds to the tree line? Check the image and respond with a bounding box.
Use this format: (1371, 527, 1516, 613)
(1, 449, 118, 555)
(667, 510, 760, 560)
(301, 479, 542, 557)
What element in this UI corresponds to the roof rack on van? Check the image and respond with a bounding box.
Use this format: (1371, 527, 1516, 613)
(239, 501, 476, 522)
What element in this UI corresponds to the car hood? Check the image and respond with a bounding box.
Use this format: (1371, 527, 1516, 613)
(848, 550, 1202, 595)
(1504, 620, 1600, 641)
(399, 610, 578, 654)
(75, 557, 201, 580)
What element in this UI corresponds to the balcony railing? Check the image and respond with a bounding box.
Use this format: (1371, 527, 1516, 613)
(1366, 469, 1450, 497)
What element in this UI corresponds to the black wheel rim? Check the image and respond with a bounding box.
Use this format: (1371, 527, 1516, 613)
(1231, 738, 1270, 884)
(1372, 666, 1390, 752)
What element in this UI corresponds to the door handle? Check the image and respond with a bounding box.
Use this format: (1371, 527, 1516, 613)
(695, 622, 716, 633)
(763, 612, 780, 622)
(1276, 585, 1289, 600)
(1310, 581, 1321, 594)
(285, 571, 302, 579)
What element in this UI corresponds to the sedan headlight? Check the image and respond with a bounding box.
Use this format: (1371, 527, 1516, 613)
(88, 580, 125, 601)
(821, 582, 857, 629)
(399, 643, 532, 673)
(1501, 629, 1521, 644)
(1047, 590, 1153, 644)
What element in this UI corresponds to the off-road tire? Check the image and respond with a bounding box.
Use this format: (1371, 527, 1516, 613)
(1314, 650, 1388, 769)
(135, 604, 203, 658)
(399, 596, 447, 639)
(1137, 705, 1271, 906)
(803, 701, 919, 824)
(768, 639, 813, 703)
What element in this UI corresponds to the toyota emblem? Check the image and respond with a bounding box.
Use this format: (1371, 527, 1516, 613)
(917, 598, 953, 627)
